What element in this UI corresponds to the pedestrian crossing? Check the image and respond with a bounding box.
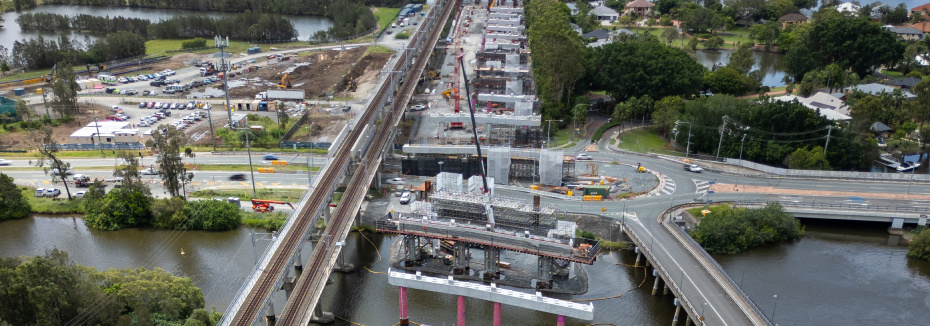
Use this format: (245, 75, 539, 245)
(693, 179, 713, 194)
(658, 175, 676, 195)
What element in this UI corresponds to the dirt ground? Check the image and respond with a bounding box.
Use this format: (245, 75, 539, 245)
(334, 52, 393, 96)
(149, 53, 201, 72)
(288, 116, 348, 143)
(228, 47, 369, 99)
(0, 105, 98, 150)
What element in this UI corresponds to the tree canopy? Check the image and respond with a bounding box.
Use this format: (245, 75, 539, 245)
(0, 174, 31, 220)
(785, 13, 904, 79)
(690, 203, 805, 254)
(589, 37, 705, 102)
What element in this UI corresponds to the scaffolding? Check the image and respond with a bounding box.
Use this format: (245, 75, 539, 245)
(514, 101, 532, 117)
(487, 147, 511, 184)
(467, 175, 495, 196)
(539, 149, 564, 186)
(429, 190, 558, 231)
(436, 172, 464, 192)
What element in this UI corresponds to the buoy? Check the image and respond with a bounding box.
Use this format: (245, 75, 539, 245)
(181, 248, 186, 255)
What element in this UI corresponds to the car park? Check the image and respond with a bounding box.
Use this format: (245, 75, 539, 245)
(139, 102, 148, 108)
(169, 103, 178, 110)
(118, 77, 128, 83)
(684, 164, 703, 173)
(187, 102, 196, 110)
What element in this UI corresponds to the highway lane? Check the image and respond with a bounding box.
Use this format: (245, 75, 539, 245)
(0, 153, 326, 168)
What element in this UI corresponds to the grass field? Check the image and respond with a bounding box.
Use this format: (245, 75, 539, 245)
(617, 127, 675, 154)
(366, 45, 395, 54)
(687, 204, 733, 220)
(0, 69, 49, 83)
(241, 211, 288, 231)
(190, 188, 306, 202)
(623, 26, 753, 50)
(22, 187, 85, 214)
(374, 7, 402, 30)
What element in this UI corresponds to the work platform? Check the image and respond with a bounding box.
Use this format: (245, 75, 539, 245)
(424, 112, 540, 125)
(375, 214, 599, 264)
(389, 269, 594, 320)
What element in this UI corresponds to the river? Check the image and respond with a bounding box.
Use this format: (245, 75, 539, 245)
(0, 5, 334, 50)
(692, 49, 788, 88)
(2, 216, 928, 324)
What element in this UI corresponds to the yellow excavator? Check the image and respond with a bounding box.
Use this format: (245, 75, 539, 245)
(276, 73, 292, 89)
(426, 70, 439, 80)
(441, 88, 458, 99)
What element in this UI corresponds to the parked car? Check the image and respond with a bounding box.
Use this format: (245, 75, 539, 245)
(684, 164, 703, 173)
(118, 77, 128, 83)
(409, 104, 426, 111)
(74, 191, 87, 198)
(139, 102, 148, 108)
(34, 188, 46, 197)
(43, 188, 61, 197)
(399, 191, 412, 204)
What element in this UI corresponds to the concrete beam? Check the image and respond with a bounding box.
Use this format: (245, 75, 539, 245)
(388, 269, 593, 320)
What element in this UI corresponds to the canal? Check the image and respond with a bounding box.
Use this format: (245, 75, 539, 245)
(1, 216, 928, 324)
(0, 5, 334, 50)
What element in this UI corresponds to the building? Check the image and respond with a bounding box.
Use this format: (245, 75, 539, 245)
(912, 3, 930, 17)
(566, 3, 579, 16)
(885, 77, 922, 89)
(590, 5, 619, 23)
(624, 0, 654, 17)
(884, 26, 924, 41)
(582, 28, 634, 47)
(845, 83, 917, 99)
(69, 121, 141, 145)
(779, 13, 808, 28)
(912, 21, 930, 33)
(871, 121, 893, 137)
(773, 92, 852, 122)
(0, 96, 18, 121)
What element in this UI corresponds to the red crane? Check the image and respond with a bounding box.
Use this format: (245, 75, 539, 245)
(251, 199, 295, 213)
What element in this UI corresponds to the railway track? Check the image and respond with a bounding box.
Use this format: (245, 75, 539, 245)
(229, 1, 455, 323)
(275, 1, 457, 325)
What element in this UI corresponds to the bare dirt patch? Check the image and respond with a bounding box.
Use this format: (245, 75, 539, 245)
(334, 52, 393, 96)
(0, 105, 99, 150)
(288, 116, 348, 143)
(228, 47, 369, 99)
(149, 53, 201, 72)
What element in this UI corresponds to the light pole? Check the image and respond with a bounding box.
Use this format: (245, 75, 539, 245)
(700, 302, 708, 325)
(215, 35, 234, 132)
(909, 130, 920, 195)
(544, 119, 563, 149)
(772, 294, 778, 324)
(715, 115, 729, 161)
(306, 121, 316, 185)
(675, 121, 692, 158)
(737, 132, 747, 186)
(438, 160, 444, 174)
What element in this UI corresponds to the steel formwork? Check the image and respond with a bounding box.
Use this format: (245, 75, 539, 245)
(429, 190, 558, 231)
(539, 149, 563, 186)
(487, 147, 511, 185)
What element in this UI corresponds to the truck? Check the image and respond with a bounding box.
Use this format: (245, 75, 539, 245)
(97, 73, 117, 84)
(72, 174, 93, 187)
(256, 89, 305, 101)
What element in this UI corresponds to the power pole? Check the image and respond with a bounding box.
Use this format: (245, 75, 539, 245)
(823, 125, 833, 155)
(715, 115, 728, 161)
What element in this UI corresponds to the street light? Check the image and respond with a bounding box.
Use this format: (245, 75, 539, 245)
(675, 121, 692, 158)
(772, 294, 778, 324)
(700, 302, 708, 325)
(909, 130, 920, 195)
(737, 129, 749, 186)
(544, 119, 563, 149)
(438, 161, 444, 174)
(306, 121, 316, 185)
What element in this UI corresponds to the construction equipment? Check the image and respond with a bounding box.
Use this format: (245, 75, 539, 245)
(426, 70, 439, 80)
(251, 199, 295, 213)
(72, 174, 93, 187)
(276, 73, 292, 89)
(441, 88, 458, 99)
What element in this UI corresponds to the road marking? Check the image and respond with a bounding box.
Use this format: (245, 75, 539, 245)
(240, 182, 248, 186)
(257, 182, 264, 186)
(693, 179, 711, 194)
(272, 183, 279, 186)
(660, 175, 676, 195)
(191, 182, 201, 186)
(42, 180, 50, 184)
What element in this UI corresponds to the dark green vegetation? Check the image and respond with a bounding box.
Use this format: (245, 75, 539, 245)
(651, 95, 871, 170)
(590, 37, 706, 101)
(0, 174, 31, 220)
(82, 182, 152, 231)
(84, 183, 242, 231)
(908, 227, 930, 261)
(242, 211, 288, 231)
(525, 0, 587, 125)
(0, 249, 220, 326)
(11, 33, 146, 70)
(690, 203, 804, 254)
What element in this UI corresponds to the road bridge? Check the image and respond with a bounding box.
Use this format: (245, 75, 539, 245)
(736, 199, 930, 227)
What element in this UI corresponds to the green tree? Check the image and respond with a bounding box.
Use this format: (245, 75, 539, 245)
(571, 103, 588, 140)
(785, 14, 904, 79)
(0, 62, 10, 74)
(13, 99, 34, 122)
(0, 174, 31, 220)
(527, 0, 587, 120)
(704, 35, 724, 50)
(113, 151, 150, 195)
(727, 43, 755, 74)
(651, 95, 686, 136)
(590, 37, 706, 101)
(50, 61, 78, 118)
(704, 67, 750, 95)
(151, 196, 188, 229)
(748, 20, 781, 51)
(33, 126, 73, 200)
(184, 199, 242, 231)
(662, 27, 679, 46)
(83, 188, 152, 230)
(908, 228, 930, 261)
(147, 125, 189, 198)
(690, 203, 805, 254)
(688, 36, 699, 51)
(96, 267, 205, 321)
(785, 146, 831, 170)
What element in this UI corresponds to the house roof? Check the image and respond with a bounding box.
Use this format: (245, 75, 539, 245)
(885, 77, 922, 88)
(582, 29, 611, 40)
(912, 4, 930, 13)
(780, 13, 808, 22)
(885, 26, 924, 35)
(591, 5, 619, 16)
(70, 121, 132, 138)
(566, 3, 578, 11)
(625, 0, 655, 9)
(871, 121, 893, 132)
(772, 93, 852, 121)
(845, 83, 917, 98)
(913, 22, 930, 33)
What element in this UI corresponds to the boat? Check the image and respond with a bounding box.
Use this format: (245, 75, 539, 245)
(878, 153, 901, 169)
(897, 161, 921, 172)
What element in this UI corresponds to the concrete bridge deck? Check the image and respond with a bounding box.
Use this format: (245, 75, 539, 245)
(375, 214, 599, 264)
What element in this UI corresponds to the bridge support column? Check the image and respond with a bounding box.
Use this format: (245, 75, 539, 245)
(685, 316, 692, 326)
(672, 304, 681, 326)
(333, 248, 355, 272)
(652, 271, 662, 296)
(310, 301, 335, 324)
(322, 202, 332, 225)
(557, 315, 565, 326)
(634, 248, 642, 267)
(493, 302, 501, 326)
(483, 247, 500, 280)
(282, 268, 296, 299)
(404, 235, 421, 264)
(536, 256, 552, 289)
(265, 301, 276, 326)
(294, 247, 303, 272)
(399, 286, 409, 326)
(453, 241, 469, 274)
(664, 283, 669, 295)
(457, 295, 466, 326)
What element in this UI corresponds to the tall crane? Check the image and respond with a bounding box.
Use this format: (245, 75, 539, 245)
(251, 199, 295, 213)
(459, 55, 494, 227)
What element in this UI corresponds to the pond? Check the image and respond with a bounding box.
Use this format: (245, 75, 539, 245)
(693, 49, 788, 88)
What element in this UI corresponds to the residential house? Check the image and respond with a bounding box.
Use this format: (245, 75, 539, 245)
(884, 26, 924, 41)
(836, 2, 860, 14)
(912, 21, 930, 33)
(884, 77, 922, 90)
(624, 0, 654, 17)
(581, 29, 611, 41)
(871, 121, 893, 138)
(773, 92, 852, 122)
(590, 5, 619, 24)
(567, 3, 579, 16)
(570, 23, 583, 35)
(582, 28, 634, 47)
(845, 83, 917, 99)
(912, 3, 930, 17)
(779, 13, 808, 28)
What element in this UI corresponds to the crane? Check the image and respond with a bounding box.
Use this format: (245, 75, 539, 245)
(459, 55, 494, 227)
(251, 199, 295, 213)
(276, 73, 292, 89)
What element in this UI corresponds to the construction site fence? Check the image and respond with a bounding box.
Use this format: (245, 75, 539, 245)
(47, 143, 146, 151)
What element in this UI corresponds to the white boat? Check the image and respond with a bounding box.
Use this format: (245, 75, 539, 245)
(877, 153, 901, 169)
(897, 161, 921, 172)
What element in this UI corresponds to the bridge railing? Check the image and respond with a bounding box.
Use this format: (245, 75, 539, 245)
(735, 199, 930, 214)
(662, 204, 771, 325)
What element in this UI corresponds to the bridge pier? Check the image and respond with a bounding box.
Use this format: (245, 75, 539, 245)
(265, 301, 276, 326)
(684, 317, 692, 326)
(664, 283, 669, 295)
(322, 201, 332, 225)
(536, 256, 553, 289)
(333, 248, 355, 273)
(404, 235, 421, 265)
(457, 295, 466, 326)
(672, 303, 681, 326)
(453, 241, 469, 274)
(399, 286, 409, 326)
(557, 315, 565, 326)
(652, 274, 663, 295)
(634, 247, 642, 266)
(483, 247, 501, 280)
(310, 301, 335, 324)
(493, 302, 501, 326)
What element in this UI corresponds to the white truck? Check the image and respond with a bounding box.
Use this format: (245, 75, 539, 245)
(256, 89, 305, 101)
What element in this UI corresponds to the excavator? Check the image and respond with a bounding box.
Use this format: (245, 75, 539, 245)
(251, 199, 295, 213)
(276, 73, 292, 89)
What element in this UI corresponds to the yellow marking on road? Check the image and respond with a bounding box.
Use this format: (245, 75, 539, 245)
(272, 183, 279, 186)
(256, 182, 264, 186)
(191, 182, 202, 186)
(42, 180, 50, 184)
(240, 182, 248, 186)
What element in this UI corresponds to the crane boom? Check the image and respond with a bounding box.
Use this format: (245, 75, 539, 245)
(458, 55, 494, 227)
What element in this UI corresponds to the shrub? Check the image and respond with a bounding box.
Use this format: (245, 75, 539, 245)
(690, 203, 804, 254)
(576, 229, 596, 240)
(184, 199, 242, 231)
(395, 31, 410, 39)
(908, 228, 930, 261)
(0, 175, 31, 220)
(592, 121, 621, 141)
(150, 196, 187, 229)
(181, 38, 208, 49)
(83, 188, 153, 231)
